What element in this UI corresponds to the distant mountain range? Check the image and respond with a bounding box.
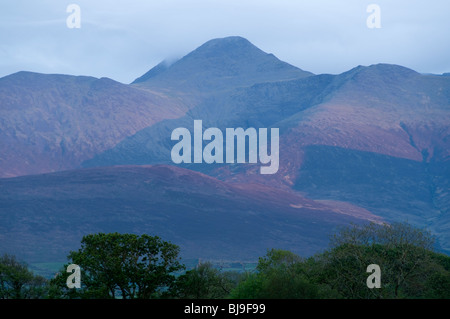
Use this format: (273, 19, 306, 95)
(0, 36, 449, 263)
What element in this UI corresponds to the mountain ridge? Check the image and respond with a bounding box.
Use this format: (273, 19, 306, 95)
(1, 36, 449, 263)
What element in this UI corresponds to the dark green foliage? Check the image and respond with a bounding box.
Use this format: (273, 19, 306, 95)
(0, 254, 48, 299)
(173, 261, 240, 299)
(228, 273, 265, 299)
(317, 222, 437, 298)
(230, 249, 325, 299)
(49, 232, 184, 299)
(7, 222, 450, 299)
(420, 252, 450, 298)
(232, 222, 450, 299)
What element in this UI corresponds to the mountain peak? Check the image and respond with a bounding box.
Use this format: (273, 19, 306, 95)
(346, 63, 419, 79)
(195, 36, 257, 53)
(331, 63, 420, 93)
(131, 36, 312, 89)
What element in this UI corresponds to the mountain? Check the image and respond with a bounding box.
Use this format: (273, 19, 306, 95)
(0, 71, 189, 178)
(0, 165, 381, 263)
(131, 36, 313, 92)
(1, 36, 449, 264)
(85, 63, 450, 171)
(0, 37, 312, 178)
(83, 62, 450, 253)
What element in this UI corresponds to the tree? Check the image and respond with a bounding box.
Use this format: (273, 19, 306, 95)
(316, 221, 438, 298)
(256, 249, 302, 273)
(0, 254, 48, 299)
(50, 233, 184, 299)
(231, 222, 449, 299)
(173, 261, 240, 299)
(230, 249, 323, 299)
(415, 251, 450, 298)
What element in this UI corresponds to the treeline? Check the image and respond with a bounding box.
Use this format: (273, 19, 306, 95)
(1, 222, 450, 299)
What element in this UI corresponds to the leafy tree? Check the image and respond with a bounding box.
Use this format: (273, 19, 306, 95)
(0, 254, 48, 299)
(228, 272, 265, 299)
(173, 261, 240, 298)
(230, 249, 323, 299)
(256, 249, 302, 273)
(231, 222, 449, 299)
(316, 222, 439, 298)
(49, 233, 184, 299)
(417, 251, 450, 298)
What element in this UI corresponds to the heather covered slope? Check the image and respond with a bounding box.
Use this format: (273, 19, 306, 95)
(0, 71, 189, 178)
(0, 165, 380, 263)
(293, 145, 450, 253)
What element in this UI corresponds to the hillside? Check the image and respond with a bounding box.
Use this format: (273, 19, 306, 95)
(0, 165, 380, 263)
(0, 72, 189, 178)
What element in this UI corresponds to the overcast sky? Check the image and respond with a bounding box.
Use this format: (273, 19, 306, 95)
(1, 0, 449, 83)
